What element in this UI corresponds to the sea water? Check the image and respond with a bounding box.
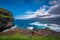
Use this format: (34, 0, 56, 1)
(14, 19, 46, 30)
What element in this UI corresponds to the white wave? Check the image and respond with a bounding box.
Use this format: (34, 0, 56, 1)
(47, 24, 60, 32)
(30, 22, 60, 32)
(3, 29, 10, 32)
(27, 26, 34, 30)
(10, 25, 17, 29)
(3, 25, 17, 32)
(30, 22, 47, 27)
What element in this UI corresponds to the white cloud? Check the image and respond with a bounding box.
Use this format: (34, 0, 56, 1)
(49, 0, 60, 5)
(15, 5, 50, 19)
(49, 0, 57, 5)
(41, 14, 60, 19)
(15, 15, 35, 19)
(48, 4, 60, 14)
(25, 10, 34, 15)
(18, 5, 60, 19)
(15, 0, 60, 19)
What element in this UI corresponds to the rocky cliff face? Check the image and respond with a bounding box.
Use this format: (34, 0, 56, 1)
(0, 8, 14, 32)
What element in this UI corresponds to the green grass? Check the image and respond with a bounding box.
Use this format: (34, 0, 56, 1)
(0, 33, 60, 40)
(0, 14, 13, 19)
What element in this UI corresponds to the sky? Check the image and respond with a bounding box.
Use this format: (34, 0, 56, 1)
(0, 0, 60, 32)
(0, 0, 50, 18)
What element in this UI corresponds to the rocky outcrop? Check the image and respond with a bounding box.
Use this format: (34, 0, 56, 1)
(32, 28, 60, 36)
(0, 8, 14, 32)
(0, 28, 60, 36)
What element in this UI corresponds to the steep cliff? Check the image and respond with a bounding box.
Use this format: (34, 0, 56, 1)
(0, 8, 14, 32)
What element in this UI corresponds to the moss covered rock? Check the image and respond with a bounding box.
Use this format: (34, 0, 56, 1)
(0, 8, 14, 32)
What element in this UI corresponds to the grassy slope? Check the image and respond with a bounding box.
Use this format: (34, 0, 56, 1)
(0, 31, 60, 40)
(0, 35, 60, 40)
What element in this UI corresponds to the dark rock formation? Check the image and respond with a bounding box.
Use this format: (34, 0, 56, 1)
(0, 8, 14, 32)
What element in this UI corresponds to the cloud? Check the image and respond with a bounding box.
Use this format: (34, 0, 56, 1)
(48, 0, 60, 15)
(49, 0, 57, 5)
(41, 14, 60, 19)
(36, 3, 60, 19)
(17, 4, 60, 19)
(48, 4, 60, 15)
(15, 15, 34, 19)
(27, 0, 60, 19)
(15, 5, 50, 19)
(15, 0, 60, 19)
(25, 10, 34, 15)
(49, 0, 60, 5)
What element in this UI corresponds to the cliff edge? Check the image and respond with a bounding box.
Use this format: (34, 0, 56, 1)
(0, 8, 14, 32)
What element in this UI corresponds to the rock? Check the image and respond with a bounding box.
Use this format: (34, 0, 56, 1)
(20, 29, 32, 36)
(0, 8, 14, 32)
(32, 28, 60, 36)
(12, 28, 60, 36)
(0, 28, 60, 36)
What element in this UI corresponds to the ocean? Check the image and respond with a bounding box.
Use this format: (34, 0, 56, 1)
(14, 19, 47, 30)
